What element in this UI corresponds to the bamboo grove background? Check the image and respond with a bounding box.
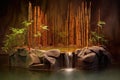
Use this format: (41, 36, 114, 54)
(28, 0, 100, 48)
(1, 0, 120, 61)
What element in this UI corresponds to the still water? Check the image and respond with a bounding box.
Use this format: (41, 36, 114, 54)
(0, 67, 120, 80)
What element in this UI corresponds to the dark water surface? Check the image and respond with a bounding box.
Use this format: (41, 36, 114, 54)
(0, 67, 120, 80)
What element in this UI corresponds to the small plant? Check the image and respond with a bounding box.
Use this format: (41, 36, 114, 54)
(90, 31, 107, 45)
(89, 20, 107, 45)
(2, 20, 32, 53)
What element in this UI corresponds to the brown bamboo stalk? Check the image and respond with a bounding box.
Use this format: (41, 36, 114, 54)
(45, 15, 48, 47)
(28, 1, 32, 47)
(80, 2, 83, 47)
(30, 2, 33, 47)
(76, 16, 79, 47)
(88, 2, 91, 46)
(84, 1, 87, 47)
(79, 5, 82, 48)
(66, 3, 70, 47)
(69, 2, 74, 45)
(82, 2, 84, 47)
(56, 13, 59, 44)
(33, 6, 37, 47)
(85, 1, 89, 47)
(42, 12, 47, 47)
(41, 11, 44, 46)
(36, 6, 38, 46)
(98, 9, 101, 45)
(31, 5, 34, 47)
(78, 5, 80, 47)
(82, 1, 84, 47)
(65, 19, 68, 46)
(82, 1, 85, 47)
(69, 2, 71, 45)
(52, 9, 54, 46)
(43, 14, 47, 47)
(67, 3, 70, 48)
(47, 10, 52, 46)
(76, 5, 81, 47)
(83, 1, 86, 47)
(84, 1, 86, 47)
(54, 9, 56, 46)
(37, 6, 40, 47)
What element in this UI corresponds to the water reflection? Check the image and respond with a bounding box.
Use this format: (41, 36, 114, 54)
(0, 67, 120, 80)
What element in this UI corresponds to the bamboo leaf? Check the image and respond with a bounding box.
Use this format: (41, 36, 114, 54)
(97, 20, 106, 27)
(40, 25, 49, 30)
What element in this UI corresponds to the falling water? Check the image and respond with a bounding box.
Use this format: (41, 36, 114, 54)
(64, 52, 74, 68)
(65, 53, 70, 68)
(61, 52, 77, 72)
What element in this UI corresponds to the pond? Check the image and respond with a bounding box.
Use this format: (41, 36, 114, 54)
(0, 67, 120, 80)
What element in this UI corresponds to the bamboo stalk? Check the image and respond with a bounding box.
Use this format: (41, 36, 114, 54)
(79, 5, 82, 47)
(43, 14, 47, 47)
(31, 5, 34, 47)
(88, 2, 91, 46)
(54, 9, 56, 46)
(33, 6, 37, 47)
(37, 6, 40, 47)
(81, 1, 84, 47)
(66, 3, 70, 48)
(47, 9, 52, 46)
(78, 5, 80, 47)
(97, 8, 101, 45)
(41, 10, 44, 46)
(83, 1, 85, 47)
(36, 6, 38, 46)
(85, 1, 89, 47)
(69, 2, 74, 45)
(52, 6, 54, 46)
(81, 3, 83, 48)
(83, 1, 86, 47)
(28, 1, 32, 47)
(76, 5, 81, 47)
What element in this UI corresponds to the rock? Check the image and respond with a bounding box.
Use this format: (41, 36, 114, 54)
(76, 46, 112, 70)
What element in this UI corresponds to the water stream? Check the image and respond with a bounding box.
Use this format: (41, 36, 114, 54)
(62, 52, 76, 72)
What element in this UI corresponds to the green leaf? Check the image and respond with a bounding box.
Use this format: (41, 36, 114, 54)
(40, 25, 49, 30)
(97, 20, 106, 27)
(37, 32, 41, 36)
(22, 20, 33, 27)
(34, 32, 41, 37)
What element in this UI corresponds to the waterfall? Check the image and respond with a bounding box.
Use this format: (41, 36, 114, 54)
(60, 52, 77, 72)
(65, 53, 70, 68)
(65, 52, 72, 68)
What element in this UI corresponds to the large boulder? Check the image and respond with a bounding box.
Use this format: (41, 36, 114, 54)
(10, 48, 28, 67)
(43, 49, 60, 64)
(75, 46, 112, 71)
(28, 49, 61, 70)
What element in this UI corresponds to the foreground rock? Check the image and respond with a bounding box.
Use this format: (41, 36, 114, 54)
(75, 46, 112, 71)
(28, 49, 69, 70)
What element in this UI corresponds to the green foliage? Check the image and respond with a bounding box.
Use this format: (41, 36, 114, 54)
(2, 20, 32, 53)
(22, 20, 32, 27)
(89, 31, 108, 45)
(40, 25, 49, 30)
(97, 20, 106, 27)
(34, 24, 48, 37)
(90, 20, 107, 45)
